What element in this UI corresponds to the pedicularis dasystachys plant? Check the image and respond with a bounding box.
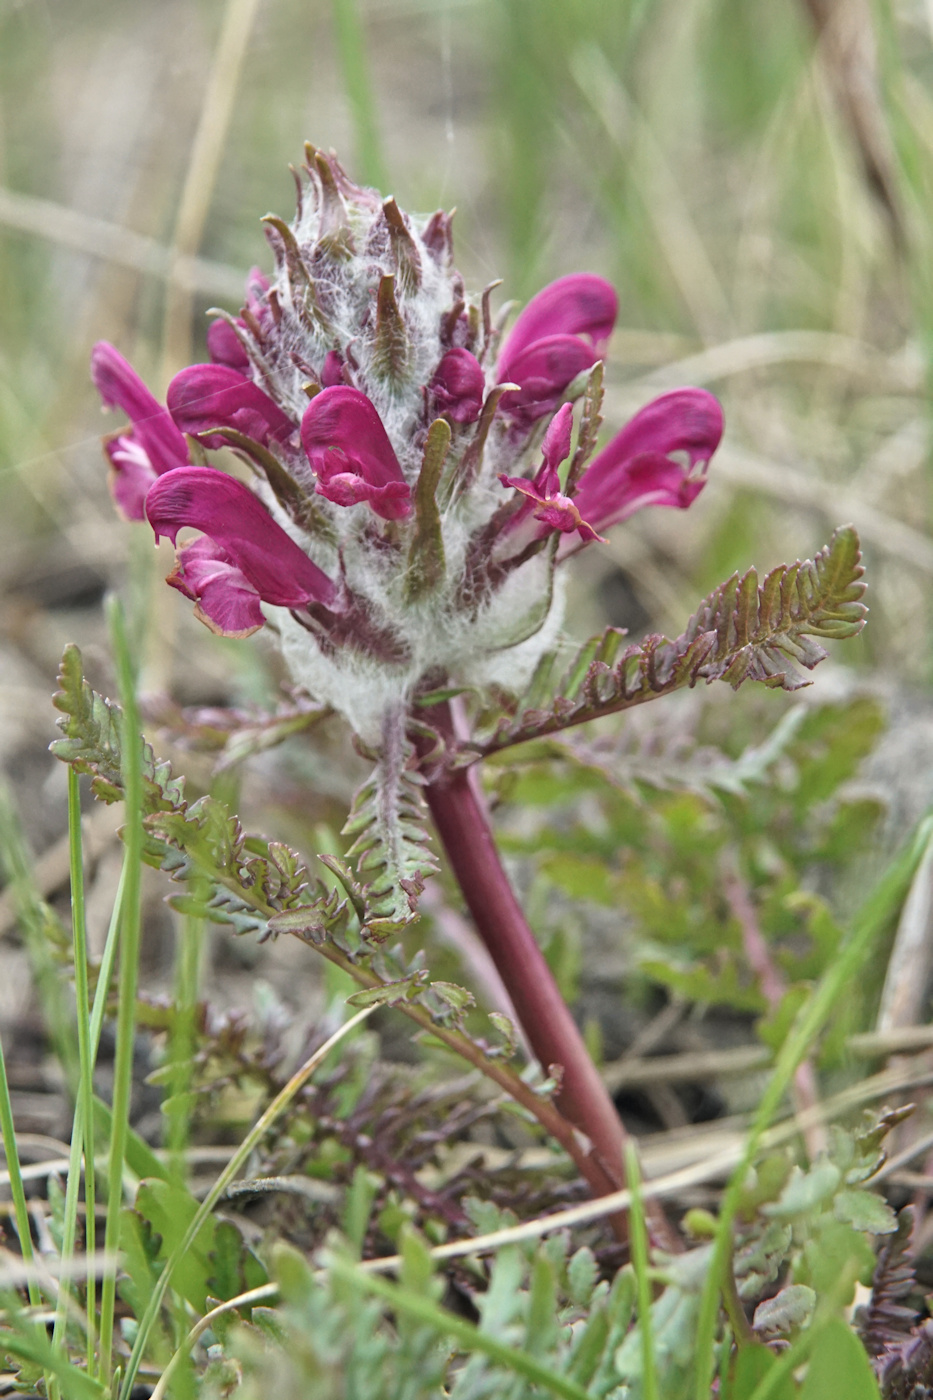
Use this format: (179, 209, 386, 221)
(90, 144, 866, 1230)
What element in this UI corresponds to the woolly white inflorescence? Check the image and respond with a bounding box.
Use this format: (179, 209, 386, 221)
(218, 147, 582, 742)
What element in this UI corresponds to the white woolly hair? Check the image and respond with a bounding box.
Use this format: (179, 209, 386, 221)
(269, 184, 454, 470)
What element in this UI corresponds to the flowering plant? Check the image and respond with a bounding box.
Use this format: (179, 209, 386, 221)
(86, 146, 866, 1237)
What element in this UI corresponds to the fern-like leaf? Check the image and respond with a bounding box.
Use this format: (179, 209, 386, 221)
(456, 526, 866, 762)
(343, 706, 439, 939)
(51, 643, 186, 809)
(50, 645, 348, 944)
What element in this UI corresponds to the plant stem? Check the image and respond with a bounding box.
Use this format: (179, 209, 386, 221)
(421, 705, 676, 1246)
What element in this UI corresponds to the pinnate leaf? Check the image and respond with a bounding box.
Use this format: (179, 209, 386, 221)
(458, 526, 866, 761)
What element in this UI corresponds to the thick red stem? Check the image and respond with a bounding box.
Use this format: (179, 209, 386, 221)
(426, 763, 627, 1174)
(430, 766, 625, 1155)
(418, 704, 668, 1232)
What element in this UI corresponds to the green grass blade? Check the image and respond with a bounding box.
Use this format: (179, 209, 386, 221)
(331, 0, 387, 189)
(166, 910, 204, 1181)
(692, 812, 933, 1398)
(0, 1033, 40, 1311)
(625, 1143, 659, 1400)
(0, 782, 77, 1089)
(50, 767, 99, 1375)
(98, 596, 145, 1383)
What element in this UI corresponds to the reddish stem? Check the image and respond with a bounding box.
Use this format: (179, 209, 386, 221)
(422, 705, 677, 1247)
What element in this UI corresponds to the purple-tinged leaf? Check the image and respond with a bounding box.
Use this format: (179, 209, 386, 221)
(449, 527, 867, 762)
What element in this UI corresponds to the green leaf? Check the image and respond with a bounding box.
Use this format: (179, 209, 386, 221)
(763, 1160, 841, 1219)
(799, 1317, 881, 1400)
(752, 1284, 815, 1337)
(726, 1344, 796, 1400)
(133, 1178, 267, 1314)
(406, 417, 450, 600)
(833, 1189, 898, 1236)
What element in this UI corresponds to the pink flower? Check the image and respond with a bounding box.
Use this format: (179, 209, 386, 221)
(91, 342, 190, 520)
(167, 364, 296, 452)
(499, 405, 607, 546)
(570, 388, 724, 541)
(146, 467, 337, 636)
(430, 348, 485, 424)
(496, 274, 618, 424)
(301, 387, 412, 521)
(206, 267, 271, 371)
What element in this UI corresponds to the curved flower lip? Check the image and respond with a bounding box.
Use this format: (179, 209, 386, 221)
(572, 387, 724, 536)
(300, 386, 412, 521)
(91, 342, 190, 520)
(430, 348, 485, 424)
(167, 364, 297, 451)
(496, 335, 599, 422)
(146, 466, 337, 612)
(497, 274, 618, 382)
(166, 536, 266, 638)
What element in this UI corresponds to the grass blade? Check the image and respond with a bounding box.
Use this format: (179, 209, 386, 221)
(625, 1142, 659, 1400)
(98, 597, 145, 1383)
(331, 0, 388, 189)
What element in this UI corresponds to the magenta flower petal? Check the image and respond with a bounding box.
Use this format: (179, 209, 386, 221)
(167, 364, 297, 450)
(430, 348, 485, 424)
(541, 402, 574, 473)
(497, 274, 618, 381)
(146, 467, 337, 611)
(321, 350, 345, 387)
(91, 342, 190, 520)
(206, 318, 250, 371)
(499, 473, 606, 545)
(166, 536, 265, 638)
(573, 388, 724, 534)
(300, 386, 412, 521)
(497, 335, 598, 423)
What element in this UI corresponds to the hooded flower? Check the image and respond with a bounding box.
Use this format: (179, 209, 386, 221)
(570, 388, 724, 542)
(300, 387, 412, 520)
(496, 274, 618, 424)
(167, 364, 298, 452)
(429, 349, 485, 424)
(91, 342, 190, 520)
(205, 267, 270, 371)
(92, 145, 723, 744)
(146, 467, 337, 635)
